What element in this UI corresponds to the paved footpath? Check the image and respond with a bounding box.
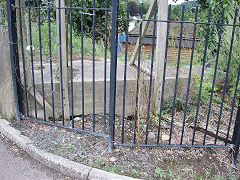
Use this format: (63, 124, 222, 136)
(0, 134, 70, 180)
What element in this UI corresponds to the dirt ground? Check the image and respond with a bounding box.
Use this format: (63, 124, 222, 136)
(18, 56, 240, 179)
(12, 119, 240, 180)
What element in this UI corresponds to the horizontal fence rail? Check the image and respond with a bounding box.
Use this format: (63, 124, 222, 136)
(5, 0, 240, 164)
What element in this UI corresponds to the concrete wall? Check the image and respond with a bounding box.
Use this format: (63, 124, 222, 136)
(33, 75, 195, 119)
(0, 26, 16, 119)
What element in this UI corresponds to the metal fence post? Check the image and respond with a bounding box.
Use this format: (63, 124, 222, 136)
(232, 100, 240, 164)
(6, 0, 23, 120)
(108, 0, 119, 153)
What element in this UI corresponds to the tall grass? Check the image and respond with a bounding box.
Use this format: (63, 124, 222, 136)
(30, 21, 109, 61)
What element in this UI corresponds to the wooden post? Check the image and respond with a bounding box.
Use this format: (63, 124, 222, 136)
(56, 0, 70, 119)
(154, 0, 168, 112)
(129, 0, 158, 65)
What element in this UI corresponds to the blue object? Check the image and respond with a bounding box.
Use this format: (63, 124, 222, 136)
(118, 34, 126, 53)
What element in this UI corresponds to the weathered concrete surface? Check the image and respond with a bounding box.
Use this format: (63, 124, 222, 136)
(26, 144, 91, 180)
(31, 60, 200, 118)
(88, 168, 138, 180)
(0, 26, 16, 119)
(0, 121, 31, 151)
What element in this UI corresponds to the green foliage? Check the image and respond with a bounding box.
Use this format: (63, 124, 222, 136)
(196, 0, 211, 9)
(30, 21, 108, 59)
(181, 1, 199, 11)
(196, 0, 240, 98)
(72, 0, 129, 39)
(171, 5, 183, 20)
(212, 3, 240, 96)
(23, 0, 56, 23)
(162, 98, 185, 115)
(154, 168, 175, 179)
(197, 0, 239, 24)
(81, 154, 87, 159)
(193, 72, 222, 105)
(170, 5, 195, 21)
(71, 32, 107, 57)
(129, 0, 151, 15)
(25, 0, 141, 39)
(0, 1, 7, 25)
(154, 168, 166, 178)
(170, 1, 206, 21)
(31, 21, 58, 56)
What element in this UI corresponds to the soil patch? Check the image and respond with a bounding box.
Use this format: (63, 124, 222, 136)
(12, 119, 240, 180)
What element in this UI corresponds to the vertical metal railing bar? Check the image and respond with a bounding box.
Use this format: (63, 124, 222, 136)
(192, 7, 212, 145)
(18, 0, 29, 117)
(92, 0, 96, 132)
(28, 0, 37, 119)
(214, 9, 238, 145)
(203, 9, 225, 145)
(233, 100, 240, 165)
(145, 4, 157, 145)
(112, 0, 120, 142)
(157, 5, 171, 145)
(47, 0, 55, 123)
(58, 0, 65, 126)
(226, 64, 240, 145)
(133, 3, 143, 144)
(180, 6, 198, 145)
(6, 0, 21, 120)
(169, 5, 185, 145)
(13, 2, 24, 115)
(121, 3, 130, 144)
(13, 1, 24, 115)
(103, 0, 109, 134)
(37, 0, 46, 121)
(81, 0, 85, 130)
(69, 0, 74, 128)
(108, 0, 119, 152)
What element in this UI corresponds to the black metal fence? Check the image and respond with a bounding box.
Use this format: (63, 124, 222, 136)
(5, 0, 240, 164)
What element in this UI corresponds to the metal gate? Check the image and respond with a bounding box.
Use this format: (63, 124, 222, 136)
(6, 0, 240, 164)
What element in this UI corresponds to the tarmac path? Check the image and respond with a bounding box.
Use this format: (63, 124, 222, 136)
(0, 133, 71, 180)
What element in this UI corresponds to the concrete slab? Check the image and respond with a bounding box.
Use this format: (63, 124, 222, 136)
(25, 59, 218, 118)
(26, 144, 91, 180)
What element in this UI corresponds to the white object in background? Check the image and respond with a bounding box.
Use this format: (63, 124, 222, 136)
(129, 22, 135, 32)
(26, 45, 35, 51)
(128, 16, 138, 32)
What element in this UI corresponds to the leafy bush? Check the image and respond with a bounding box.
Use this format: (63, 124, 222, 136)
(193, 72, 222, 105)
(196, 0, 240, 99)
(214, 5, 240, 97)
